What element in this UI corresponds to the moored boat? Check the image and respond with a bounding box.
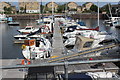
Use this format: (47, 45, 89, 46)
(22, 38, 52, 60)
(18, 26, 40, 34)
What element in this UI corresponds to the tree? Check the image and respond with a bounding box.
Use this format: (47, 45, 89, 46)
(57, 4, 66, 13)
(4, 7, 12, 14)
(100, 4, 110, 14)
(90, 5, 98, 12)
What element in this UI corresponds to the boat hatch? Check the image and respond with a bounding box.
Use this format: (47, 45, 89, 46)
(24, 39, 35, 46)
(74, 36, 94, 51)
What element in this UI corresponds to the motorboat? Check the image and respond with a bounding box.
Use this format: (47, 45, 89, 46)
(22, 38, 52, 60)
(8, 21, 19, 26)
(63, 27, 99, 39)
(72, 34, 118, 56)
(37, 17, 54, 33)
(104, 17, 120, 26)
(59, 72, 120, 79)
(18, 26, 40, 34)
(64, 30, 117, 49)
(0, 14, 7, 22)
(14, 34, 42, 40)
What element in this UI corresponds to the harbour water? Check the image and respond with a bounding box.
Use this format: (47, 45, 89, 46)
(0, 19, 116, 59)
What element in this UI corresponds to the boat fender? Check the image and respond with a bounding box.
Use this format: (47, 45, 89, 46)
(21, 45, 26, 49)
(21, 59, 31, 65)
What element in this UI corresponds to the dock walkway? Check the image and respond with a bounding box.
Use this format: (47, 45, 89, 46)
(1, 59, 26, 79)
(51, 21, 64, 57)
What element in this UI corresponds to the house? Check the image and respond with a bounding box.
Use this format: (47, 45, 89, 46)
(82, 2, 93, 10)
(0, 2, 11, 13)
(19, 0, 40, 13)
(67, 2, 78, 10)
(77, 6, 82, 13)
(46, 2, 58, 12)
(11, 6, 17, 14)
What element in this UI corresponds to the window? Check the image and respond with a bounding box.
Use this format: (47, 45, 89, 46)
(25, 27, 32, 30)
(83, 41, 93, 48)
(99, 39, 116, 45)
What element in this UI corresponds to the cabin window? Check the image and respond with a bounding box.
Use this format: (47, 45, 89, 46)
(83, 41, 93, 48)
(25, 27, 32, 30)
(44, 22, 50, 24)
(99, 39, 116, 45)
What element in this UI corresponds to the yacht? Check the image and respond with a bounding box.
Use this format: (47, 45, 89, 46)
(59, 72, 120, 79)
(104, 17, 120, 26)
(14, 34, 42, 40)
(37, 17, 54, 33)
(22, 38, 52, 59)
(64, 30, 116, 49)
(18, 26, 40, 34)
(0, 14, 7, 22)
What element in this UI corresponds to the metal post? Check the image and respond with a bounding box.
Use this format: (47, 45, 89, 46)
(51, 1, 54, 33)
(64, 61, 68, 80)
(97, 0, 99, 27)
(41, 0, 43, 22)
(64, 47, 68, 80)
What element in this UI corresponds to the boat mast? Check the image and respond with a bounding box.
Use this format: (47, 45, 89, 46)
(108, 3, 112, 18)
(39, 1, 41, 22)
(52, 0, 54, 22)
(41, 0, 43, 22)
(51, 0, 54, 32)
(97, 0, 99, 27)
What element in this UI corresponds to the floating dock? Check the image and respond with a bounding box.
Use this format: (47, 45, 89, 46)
(1, 59, 26, 79)
(51, 21, 65, 57)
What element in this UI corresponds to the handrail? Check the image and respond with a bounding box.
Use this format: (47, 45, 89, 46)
(48, 44, 118, 63)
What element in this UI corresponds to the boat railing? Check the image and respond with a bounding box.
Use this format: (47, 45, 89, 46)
(47, 43, 119, 63)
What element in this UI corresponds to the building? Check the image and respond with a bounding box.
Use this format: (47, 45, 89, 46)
(19, 0, 40, 13)
(11, 6, 17, 14)
(0, 2, 11, 13)
(77, 6, 82, 13)
(67, 2, 78, 10)
(46, 2, 58, 12)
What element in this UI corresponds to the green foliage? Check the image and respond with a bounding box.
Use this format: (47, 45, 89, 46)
(82, 9, 92, 13)
(4, 7, 12, 14)
(90, 5, 98, 12)
(20, 7, 24, 11)
(100, 4, 110, 14)
(57, 4, 65, 13)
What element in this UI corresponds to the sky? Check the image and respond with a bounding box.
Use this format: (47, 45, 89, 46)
(0, 0, 120, 2)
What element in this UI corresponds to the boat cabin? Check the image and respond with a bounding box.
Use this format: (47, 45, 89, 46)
(74, 35, 117, 51)
(25, 26, 34, 30)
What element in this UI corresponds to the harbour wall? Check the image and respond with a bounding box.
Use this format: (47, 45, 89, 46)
(7, 13, 107, 20)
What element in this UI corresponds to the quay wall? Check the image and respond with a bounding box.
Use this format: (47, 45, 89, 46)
(7, 13, 63, 20)
(7, 13, 106, 20)
(70, 13, 104, 19)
